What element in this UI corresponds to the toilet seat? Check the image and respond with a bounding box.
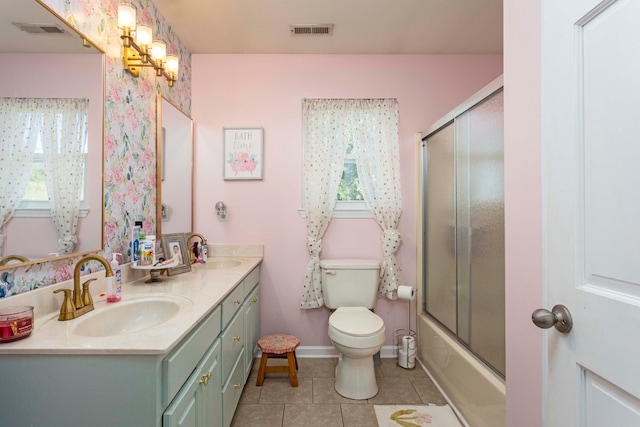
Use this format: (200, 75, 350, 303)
(329, 307, 384, 336)
(328, 307, 385, 349)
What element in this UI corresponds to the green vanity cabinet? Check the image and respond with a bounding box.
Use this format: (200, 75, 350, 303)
(165, 265, 261, 427)
(0, 264, 261, 427)
(219, 266, 260, 427)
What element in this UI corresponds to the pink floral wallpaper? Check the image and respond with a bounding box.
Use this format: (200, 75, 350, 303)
(0, 0, 191, 298)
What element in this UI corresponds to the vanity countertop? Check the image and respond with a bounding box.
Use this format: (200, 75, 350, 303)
(0, 255, 262, 355)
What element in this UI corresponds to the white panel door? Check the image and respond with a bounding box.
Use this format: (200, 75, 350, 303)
(541, 0, 640, 425)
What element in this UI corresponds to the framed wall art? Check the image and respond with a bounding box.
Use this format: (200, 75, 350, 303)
(223, 127, 263, 180)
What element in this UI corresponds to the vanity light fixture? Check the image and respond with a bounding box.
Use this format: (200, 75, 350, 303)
(117, 3, 179, 87)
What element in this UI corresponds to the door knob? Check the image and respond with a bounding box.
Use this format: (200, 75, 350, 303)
(531, 304, 573, 333)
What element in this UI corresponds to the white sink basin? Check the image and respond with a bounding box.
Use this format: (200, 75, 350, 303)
(73, 296, 190, 337)
(208, 259, 241, 269)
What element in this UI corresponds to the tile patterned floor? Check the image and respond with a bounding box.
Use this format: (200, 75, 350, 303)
(231, 357, 448, 427)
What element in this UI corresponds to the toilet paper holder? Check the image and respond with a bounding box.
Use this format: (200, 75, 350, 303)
(395, 328, 417, 369)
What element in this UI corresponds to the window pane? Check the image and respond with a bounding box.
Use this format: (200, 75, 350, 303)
(337, 160, 363, 201)
(23, 162, 48, 201)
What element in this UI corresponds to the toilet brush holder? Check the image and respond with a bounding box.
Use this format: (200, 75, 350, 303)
(395, 329, 417, 369)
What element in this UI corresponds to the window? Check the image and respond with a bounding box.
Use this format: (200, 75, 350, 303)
(1, 98, 90, 218)
(16, 138, 89, 218)
(300, 100, 400, 219)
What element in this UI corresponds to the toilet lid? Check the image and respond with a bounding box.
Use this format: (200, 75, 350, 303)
(329, 307, 384, 337)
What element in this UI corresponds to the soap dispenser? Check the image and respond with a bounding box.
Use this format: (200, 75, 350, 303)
(108, 253, 122, 303)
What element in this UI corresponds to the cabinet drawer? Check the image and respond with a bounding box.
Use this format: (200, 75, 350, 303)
(222, 349, 245, 427)
(221, 311, 244, 381)
(221, 285, 245, 329)
(163, 306, 221, 406)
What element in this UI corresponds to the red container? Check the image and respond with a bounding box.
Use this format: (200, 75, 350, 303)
(0, 305, 34, 343)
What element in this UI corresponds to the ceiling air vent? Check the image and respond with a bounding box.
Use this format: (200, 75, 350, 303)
(13, 23, 67, 35)
(290, 24, 334, 36)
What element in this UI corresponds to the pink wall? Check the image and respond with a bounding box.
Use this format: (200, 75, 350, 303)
(0, 53, 103, 258)
(504, 0, 543, 425)
(192, 54, 502, 346)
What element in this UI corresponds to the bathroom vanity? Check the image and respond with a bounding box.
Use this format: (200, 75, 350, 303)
(0, 251, 261, 427)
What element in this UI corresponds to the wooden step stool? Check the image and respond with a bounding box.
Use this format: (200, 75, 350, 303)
(256, 334, 300, 387)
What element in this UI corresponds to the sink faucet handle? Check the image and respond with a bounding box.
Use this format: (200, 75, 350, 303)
(81, 278, 97, 308)
(53, 289, 76, 321)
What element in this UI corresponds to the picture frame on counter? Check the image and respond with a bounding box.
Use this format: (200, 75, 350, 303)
(161, 233, 191, 276)
(223, 127, 263, 180)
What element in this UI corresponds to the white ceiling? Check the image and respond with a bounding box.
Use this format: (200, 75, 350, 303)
(151, 0, 503, 54)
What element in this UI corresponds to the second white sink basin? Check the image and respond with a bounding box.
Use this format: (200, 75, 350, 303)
(73, 296, 191, 337)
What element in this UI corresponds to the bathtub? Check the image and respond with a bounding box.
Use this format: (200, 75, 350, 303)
(417, 313, 506, 427)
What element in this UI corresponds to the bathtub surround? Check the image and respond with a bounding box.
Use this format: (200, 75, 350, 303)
(417, 77, 506, 426)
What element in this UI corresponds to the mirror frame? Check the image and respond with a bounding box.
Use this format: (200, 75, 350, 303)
(156, 94, 194, 238)
(0, 0, 105, 271)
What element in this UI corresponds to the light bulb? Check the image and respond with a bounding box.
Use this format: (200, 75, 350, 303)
(151, 40, 166, 61)
(165, 55, 179, 74)
(117, 4, 136, 30)
(136, 25, 152, 46)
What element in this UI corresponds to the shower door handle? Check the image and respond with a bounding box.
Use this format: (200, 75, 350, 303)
(531, 304, 573, 333)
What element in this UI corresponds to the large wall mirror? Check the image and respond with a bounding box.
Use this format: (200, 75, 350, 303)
(156, 95, 193, 236)
(0, 0, 105, 269)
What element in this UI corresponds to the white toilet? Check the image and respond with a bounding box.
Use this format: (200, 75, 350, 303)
(320, 259, 386, 400)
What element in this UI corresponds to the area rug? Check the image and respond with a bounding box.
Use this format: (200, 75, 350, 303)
(374, 405, 461, 427)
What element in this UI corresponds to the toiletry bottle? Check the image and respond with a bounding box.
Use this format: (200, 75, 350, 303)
(201, 241, 208, 263)
(132, 226, 141, 266)
(109, 253, 122, 303)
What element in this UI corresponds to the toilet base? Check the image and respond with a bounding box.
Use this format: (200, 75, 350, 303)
(334, 354, 378, 400)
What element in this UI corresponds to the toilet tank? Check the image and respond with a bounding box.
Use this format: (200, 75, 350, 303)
(320, 259, 380, 309)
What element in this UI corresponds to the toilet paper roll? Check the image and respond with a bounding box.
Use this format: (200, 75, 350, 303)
(401, 336, 411, 353)
(405, 336, 416, 350)
(398, 349, 409, 368)
(397, 285, 415, 301)
(398, 349, 416, 369)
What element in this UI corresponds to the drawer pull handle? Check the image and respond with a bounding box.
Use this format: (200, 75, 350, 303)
(234, 335, 241, 341)
(234, 299, 241, 304)
(199, 371, 212, 387)
(234, 383, 241, 389)
(252, 297, 258, 303)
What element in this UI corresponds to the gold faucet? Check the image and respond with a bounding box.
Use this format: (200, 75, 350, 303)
(187, 233, 207, 264)
(0, 254, 30, 266)
(53, 255, 113, 321)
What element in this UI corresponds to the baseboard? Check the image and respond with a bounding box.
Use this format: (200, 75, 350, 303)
(257, 345, 398, 359)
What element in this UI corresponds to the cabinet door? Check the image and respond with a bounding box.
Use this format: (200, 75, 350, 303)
(163, 371, 203, 427)
(202, 340, 223, 427)
(243, 285, 260, 380)
(164, 340, 221, 427)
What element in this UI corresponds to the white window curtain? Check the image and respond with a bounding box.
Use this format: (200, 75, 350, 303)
(0, 99, 40, 255)
(351, 99, 403, 299)
(300, 99, 350, 309)
(300, 98, 402, 309)
(39, 98, 89, 254)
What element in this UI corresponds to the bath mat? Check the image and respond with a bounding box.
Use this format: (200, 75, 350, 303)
(374, 404, 461, 427)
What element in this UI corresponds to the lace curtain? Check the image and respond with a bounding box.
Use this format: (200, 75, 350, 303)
(300, 99, 402, 309)
(300, 100, 350, 309)
(0, 99, 40, 254)
(351, 99, 402, 299)
(40, 98, 89, 254)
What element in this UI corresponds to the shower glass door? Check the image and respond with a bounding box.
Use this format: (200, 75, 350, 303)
(423, 89, 505, 377)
